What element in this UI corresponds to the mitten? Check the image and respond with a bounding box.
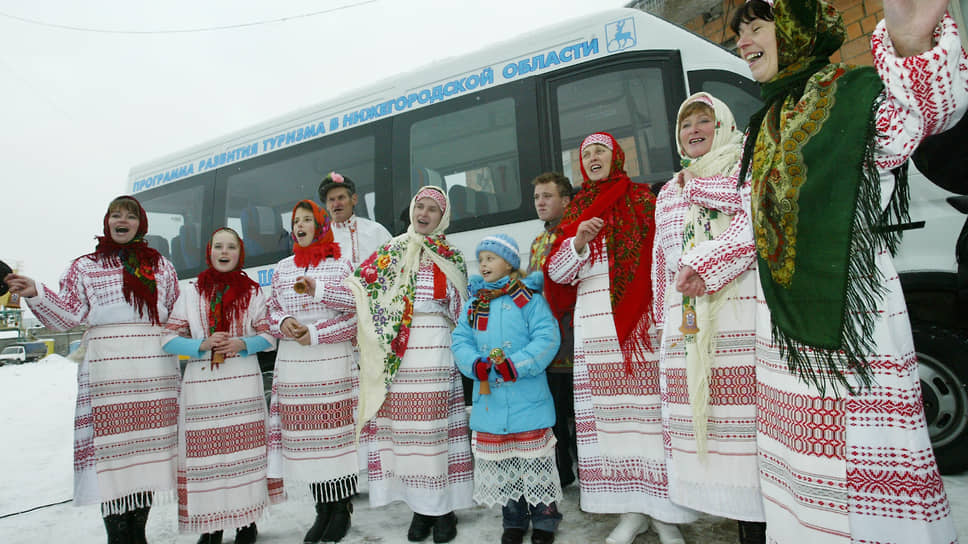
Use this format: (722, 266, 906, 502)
(494, 357, 518, 382)
(473, 358, 492, 382)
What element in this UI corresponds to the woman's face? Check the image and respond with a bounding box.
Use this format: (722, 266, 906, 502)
(107, 207, 140, 244)
(292, 208, 316, 247)
(679, 110, 716, 159)
(413, 197, 444, 236)
(210, 230, 241, 273)
(736, 17, 779, 83)
(581, 144, 613, 182)
(412, 197, 443, 235)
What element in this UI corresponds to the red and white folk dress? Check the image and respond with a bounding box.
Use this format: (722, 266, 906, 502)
(26, 255, 181, 511)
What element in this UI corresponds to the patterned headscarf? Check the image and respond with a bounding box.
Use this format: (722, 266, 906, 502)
(291, 200, 341, 267)
(346, 186, 468, 433)
(196, 228, 259, 337)
(738, 0, 894, 393)
(88, 195, 163, 325)
(544, 132, 657, 369)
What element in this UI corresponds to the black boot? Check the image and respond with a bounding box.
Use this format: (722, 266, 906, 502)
(531, 529, 555, 544)
(196, 531, 223, 544)
(320, 497, 353, 542)
(432, 511, 457, 543)
(127, 506, 150, 544)
(304, 502, 332, 544)
(407, 512, 436, 542)
(102, 514, 128, 544)
(738, 520, 766, 544)
(235, 523, 257, 544)
(501, 527, 526, 544)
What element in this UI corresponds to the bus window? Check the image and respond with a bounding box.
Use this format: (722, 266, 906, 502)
(140, 183, 208, 275)
(409, 97, 521, 223)
(222, 135, 377, 265)
(552, 66, 676, 187)
(687, 69, 761, 132)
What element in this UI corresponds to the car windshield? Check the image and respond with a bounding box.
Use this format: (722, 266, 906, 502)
(1, 347, 19, 354)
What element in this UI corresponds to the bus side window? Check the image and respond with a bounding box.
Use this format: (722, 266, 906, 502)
(222, 135, 377, 268)
(551, 65, 677, 187)
(687, 69, 762, 132)
(141, 181, 208, 277)
(409, 98, 521, 224)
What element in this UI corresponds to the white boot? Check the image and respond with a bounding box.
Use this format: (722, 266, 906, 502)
(605, 513, 650, 544)
(652, 520, 686, 544)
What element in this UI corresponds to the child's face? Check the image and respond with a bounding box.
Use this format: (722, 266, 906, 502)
(478, 250, 512, 282)
(210, 230, 241, 273)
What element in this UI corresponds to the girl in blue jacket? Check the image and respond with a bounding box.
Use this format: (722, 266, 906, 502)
(452, 233, 563, 544)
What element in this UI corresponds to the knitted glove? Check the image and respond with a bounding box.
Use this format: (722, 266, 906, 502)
(472, 358, 492, 382)
(494, 357, 518, 383)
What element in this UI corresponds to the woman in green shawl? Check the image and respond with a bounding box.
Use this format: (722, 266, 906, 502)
(680, 0, 967, 542)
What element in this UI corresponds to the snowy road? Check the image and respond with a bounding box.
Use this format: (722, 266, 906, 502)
(1, 357, 964, 543)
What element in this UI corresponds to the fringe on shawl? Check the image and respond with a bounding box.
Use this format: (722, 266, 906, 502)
(770, 96, 908, 396)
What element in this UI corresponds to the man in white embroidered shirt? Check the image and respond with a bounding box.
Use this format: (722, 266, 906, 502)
(318, 172, 392, 266)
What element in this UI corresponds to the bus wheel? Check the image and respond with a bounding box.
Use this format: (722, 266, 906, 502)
(913, 321, 968, 475)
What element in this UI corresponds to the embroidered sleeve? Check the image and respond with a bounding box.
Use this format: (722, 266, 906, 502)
(446, 280, 462, 324)
(157, 258, 180, 315)
(547, 237, 588, 285)
(682, 174, 744, 214)
(266, 266, 291, 339)
(871, 14, 968, 170)
(680, 180, 756, 294)
(310, 312, 357, 345)
(161, 289, 192, 348)
(312, 259, 356, 310)
(25, 258, 91, 331)
(248, 290, 277, 350)
(652, 223, 668, 330)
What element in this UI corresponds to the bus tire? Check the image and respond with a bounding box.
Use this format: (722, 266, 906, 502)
(912, 321, 968, 475)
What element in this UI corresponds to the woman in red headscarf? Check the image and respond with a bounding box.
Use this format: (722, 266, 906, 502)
(545, 133, 696, 544)
(5, 195, 180, 543)
(162, 227, 279, 544)
(265, 200, 359, 544)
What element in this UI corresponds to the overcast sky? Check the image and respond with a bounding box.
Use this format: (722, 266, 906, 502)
(0, 0, 628, 291)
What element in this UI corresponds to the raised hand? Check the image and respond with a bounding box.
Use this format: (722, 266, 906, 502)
(574, 217, 605, 253)
(883, 0, 948, 57)
(4, 273, 38, 298)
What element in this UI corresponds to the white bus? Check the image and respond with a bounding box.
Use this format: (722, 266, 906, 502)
(127, 6, 968, 473)
(126, 7, 761, 285)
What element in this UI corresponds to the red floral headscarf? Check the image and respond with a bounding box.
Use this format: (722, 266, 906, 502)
(88, 195, 163, 324)
(544, 132, 657, 367)
(291, 200, 341, 267)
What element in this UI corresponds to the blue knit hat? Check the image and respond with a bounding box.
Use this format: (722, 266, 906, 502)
(476, 234, 520, 270)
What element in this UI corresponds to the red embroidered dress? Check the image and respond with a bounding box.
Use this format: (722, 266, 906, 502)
(26, 248, 180, 511)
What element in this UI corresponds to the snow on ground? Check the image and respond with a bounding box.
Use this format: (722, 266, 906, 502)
(0, 356, 964, 543)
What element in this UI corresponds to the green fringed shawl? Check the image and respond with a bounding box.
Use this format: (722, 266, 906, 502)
(736, 0, 910, 394)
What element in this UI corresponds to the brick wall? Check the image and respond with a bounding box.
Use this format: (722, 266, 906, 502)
(675, 0, 885, 66)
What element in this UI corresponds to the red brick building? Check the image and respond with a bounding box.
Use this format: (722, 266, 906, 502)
(630, 0, 885, 65)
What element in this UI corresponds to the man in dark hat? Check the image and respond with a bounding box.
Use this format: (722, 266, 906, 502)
(318, 172, 391, 266)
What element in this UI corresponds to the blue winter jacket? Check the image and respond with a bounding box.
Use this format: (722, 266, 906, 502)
(452, 272, 561, 435)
